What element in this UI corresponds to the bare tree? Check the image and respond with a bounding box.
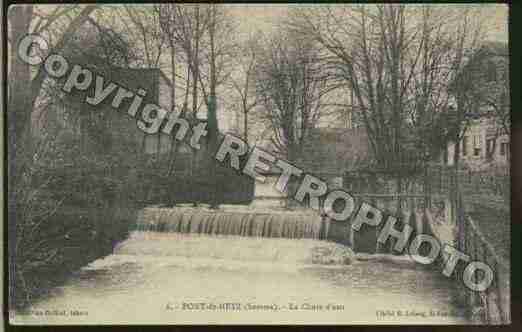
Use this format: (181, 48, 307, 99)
(229, 34, 261, 144)
(156, 4, 236, 204)
(156, 5, 208, 115)
(121, 5, 167, 68)
(200, 4, 238, 207)
(289, 5, 484, 193)
(255, 31, 328, 162)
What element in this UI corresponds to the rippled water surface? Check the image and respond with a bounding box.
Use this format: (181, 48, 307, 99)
(13, 232, 467, 325)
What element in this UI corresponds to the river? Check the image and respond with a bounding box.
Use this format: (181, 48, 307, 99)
(12, 231, 468, 325)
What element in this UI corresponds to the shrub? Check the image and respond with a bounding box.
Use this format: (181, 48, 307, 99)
(11, 135, 136, 308)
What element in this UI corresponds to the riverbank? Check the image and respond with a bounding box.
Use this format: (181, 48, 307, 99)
(11, 204, 134, 309)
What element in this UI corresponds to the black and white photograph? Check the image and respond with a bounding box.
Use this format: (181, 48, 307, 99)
(4, 3, 510, 325)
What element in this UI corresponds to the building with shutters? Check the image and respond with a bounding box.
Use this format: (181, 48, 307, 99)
(444, 41, 509, 170)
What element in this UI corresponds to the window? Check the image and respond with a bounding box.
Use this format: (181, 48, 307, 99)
(486, 60, 497, 82)
(473, 135, 481, 157)
(486, 139, 495, 156)
(500, 142, 508, 156)
(462, 136, 468, 156)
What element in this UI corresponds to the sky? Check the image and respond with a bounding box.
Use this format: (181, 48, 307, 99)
(484, 4, 509, 41)
(227, 3, 509, 42)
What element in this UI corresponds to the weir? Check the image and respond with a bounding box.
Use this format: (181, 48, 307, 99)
(135, 206, 329, 240)
(134, 200, 448, 257)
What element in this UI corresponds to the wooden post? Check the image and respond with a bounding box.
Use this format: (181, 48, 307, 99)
(482, 246, 490, 324)
(466, 231, 472, 310)
(473, 233, 481, 317)
(494, 261, 504, 324)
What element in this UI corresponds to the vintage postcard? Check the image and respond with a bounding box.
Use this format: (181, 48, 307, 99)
(5, 3, 510, 325)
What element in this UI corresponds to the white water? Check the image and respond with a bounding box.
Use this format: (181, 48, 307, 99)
(13, 231, 467, 325)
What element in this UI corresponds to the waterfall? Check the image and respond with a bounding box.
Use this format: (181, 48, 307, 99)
(134, 205, 439, 256)
(125, 207, 352, 265)
(135, 207, 327, 239)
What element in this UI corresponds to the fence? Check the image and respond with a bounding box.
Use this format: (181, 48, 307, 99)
(425, 166, 509, 199)
(423, 167, 510, 324)
(459, 169, 509, 200)
(455, 194, 510, 324)
(345, 176, 510, 324)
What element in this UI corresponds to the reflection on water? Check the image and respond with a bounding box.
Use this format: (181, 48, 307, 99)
(12, 232, 467, 325)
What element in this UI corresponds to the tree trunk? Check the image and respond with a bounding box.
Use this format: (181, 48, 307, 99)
(170, 41, 176, 111)
(7, 5, 34, 308)
(8, 6, 34, 178)
(207, 5, 219, 208)
(166, 40, 177, 176)
(452, 122, 462, 224)
(396, 175, 402, 212)
(191, 6, 200, 116)
(243, 111, 248, 145)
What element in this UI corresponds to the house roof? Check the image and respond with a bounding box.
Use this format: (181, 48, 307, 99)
(99, 67, 172, 104)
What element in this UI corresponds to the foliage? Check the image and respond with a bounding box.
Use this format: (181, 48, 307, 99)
(11, 133, 135, 308)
